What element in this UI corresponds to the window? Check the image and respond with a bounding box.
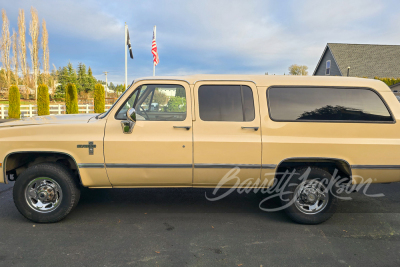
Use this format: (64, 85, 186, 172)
(325, 60, 331, 75)
(198, 85, 255, 121)
(268, 87, 393, 122)
(116, 84, 187, 121)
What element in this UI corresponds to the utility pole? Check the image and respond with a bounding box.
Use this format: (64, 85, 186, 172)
(103, 71, 108, 98)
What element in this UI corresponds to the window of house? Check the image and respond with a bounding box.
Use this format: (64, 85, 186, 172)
(116, 84, 187, 121)
(198, 85, 255, 121)
(325, 60, 331, 75)
(267, 87, 393, 122)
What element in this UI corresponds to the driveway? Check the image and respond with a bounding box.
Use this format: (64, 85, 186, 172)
(0, 182, 399, 266)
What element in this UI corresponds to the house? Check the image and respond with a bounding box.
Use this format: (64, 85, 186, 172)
(313, 43, 400, 78)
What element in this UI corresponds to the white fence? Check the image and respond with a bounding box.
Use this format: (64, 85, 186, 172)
(0, 104, 113, 119)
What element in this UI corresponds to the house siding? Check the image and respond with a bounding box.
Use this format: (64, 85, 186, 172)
(314, 48, 342, 76)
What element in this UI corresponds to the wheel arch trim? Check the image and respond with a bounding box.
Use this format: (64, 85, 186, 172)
(275, 157, 353, 178)
(3, 151, 83, 185)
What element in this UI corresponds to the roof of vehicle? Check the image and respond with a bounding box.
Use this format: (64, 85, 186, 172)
(133, 75, 391, 92)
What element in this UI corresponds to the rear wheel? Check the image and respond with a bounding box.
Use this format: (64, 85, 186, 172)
(280, 167, 339, 224)
(13, 163, 80, 223)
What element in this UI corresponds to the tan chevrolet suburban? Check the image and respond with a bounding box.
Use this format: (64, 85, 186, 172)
(1, 75, 399, 224)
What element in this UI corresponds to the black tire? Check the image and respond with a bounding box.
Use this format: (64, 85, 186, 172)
(280, 166, 339, 224)
(13, 162, 81, 223)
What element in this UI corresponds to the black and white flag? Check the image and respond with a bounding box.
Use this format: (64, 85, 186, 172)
(127, 29, 133, 59)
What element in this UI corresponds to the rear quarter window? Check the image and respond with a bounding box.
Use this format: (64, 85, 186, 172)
(267, 87, 394, 122)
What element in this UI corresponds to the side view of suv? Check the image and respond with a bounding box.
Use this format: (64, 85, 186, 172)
(1, 75, 399, 224)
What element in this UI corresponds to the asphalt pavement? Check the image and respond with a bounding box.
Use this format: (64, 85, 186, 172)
(0, 181, 399, 267)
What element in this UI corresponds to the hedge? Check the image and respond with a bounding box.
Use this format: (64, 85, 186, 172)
(66, 83, 78, 114)
(8, 85, 20, 119)
(37, 84, 50, 116)
(94, 83, 105, 113)
(374, 77, 400, 87)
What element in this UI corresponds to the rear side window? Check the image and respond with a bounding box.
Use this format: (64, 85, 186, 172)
(198, 85, 255, 121)
(268, 87, 393, 122)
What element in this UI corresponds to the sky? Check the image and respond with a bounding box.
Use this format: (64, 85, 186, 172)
(1, 0, 400, 84)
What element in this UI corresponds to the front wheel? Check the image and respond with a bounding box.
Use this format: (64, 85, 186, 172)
(13, 162, 80, 223)
(280, 167, 339, 224)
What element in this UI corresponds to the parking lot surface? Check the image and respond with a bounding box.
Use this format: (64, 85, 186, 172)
(0, 182, 399, 266)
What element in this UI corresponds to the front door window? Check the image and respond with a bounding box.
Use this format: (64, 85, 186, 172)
(116, 84, 187, 121)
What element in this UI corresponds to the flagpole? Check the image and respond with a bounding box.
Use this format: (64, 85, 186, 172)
(125, 22, 128, 90)
(153, 25, 156, 76)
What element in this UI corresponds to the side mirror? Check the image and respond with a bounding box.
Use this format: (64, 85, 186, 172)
(127, 108, 136, 122)
(120, 108, 136, 134)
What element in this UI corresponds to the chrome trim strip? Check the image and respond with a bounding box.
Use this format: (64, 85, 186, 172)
(351, 165, 400, 170)
(194, 164, 261, 169)
(106, 164, 192, 168)
(262, 164, 277, 169)
(194, 79, 256, 85)
(133, 78, 190, 84)
(78, 163, 105, 168)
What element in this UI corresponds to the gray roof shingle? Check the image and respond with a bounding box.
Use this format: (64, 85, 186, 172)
(327, 43, 400, 78)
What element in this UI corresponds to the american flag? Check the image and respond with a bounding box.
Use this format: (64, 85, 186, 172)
(151, 30, 159, 66)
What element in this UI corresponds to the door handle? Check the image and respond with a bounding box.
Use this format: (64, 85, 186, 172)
(241, 126, 259, 131)
(173, 126, 191, 130)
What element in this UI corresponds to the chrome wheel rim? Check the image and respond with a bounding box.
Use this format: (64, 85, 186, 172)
(294, 179, 329, 214)
(25, 178, 63, 213)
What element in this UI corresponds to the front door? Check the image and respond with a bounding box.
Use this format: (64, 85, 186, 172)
(193, 82, 262, 187)
(104, 81, 193, 186)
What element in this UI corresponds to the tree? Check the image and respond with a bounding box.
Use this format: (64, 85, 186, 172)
(108, 82, 115, 90)
(37, 84, 50, 115)
(87, 66, 96, 91)
(18, 9, 28, 98)
(153, 90, 168, 105)
(65, 83, 78, 114)
(41, 19, 49, 85)
(8, 84, 20, 119)
(176, 87, 185, 97)
(1, 9, 11, 88)
(29, 7, 40, 99)
(11, 29, 18, 85)
(66, 62, 77, 85)
(288, 64, 308, 76)
(50, 64, 57, 97)
(166, 96, 186, 112)
(94, 83, 105, 113)
(77, 62, 90, 93)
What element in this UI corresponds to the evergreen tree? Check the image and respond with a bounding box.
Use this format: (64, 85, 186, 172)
(94, 83, 105, 113)
(77, 62, 89, 93)
(66, 83, 78, 114)
(66, 62, 77, 85)
(176, 87, 186, 97)
(87, 67, 96, 91)
(8, 85, 21, 119)
(37, 84, 50, 115)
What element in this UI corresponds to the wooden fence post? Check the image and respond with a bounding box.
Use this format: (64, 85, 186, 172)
(29, 104, 33, 117)
(0, 105, 4, 119)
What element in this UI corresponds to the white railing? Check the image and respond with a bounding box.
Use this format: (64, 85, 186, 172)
(0, 104, 113, 119)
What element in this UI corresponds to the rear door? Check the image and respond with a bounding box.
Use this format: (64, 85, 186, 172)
(192, 81, 262, 187)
